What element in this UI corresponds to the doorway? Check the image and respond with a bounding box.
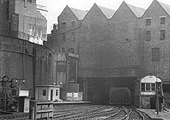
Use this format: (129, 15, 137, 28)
(150, 97, 156, 109)
(50, 90, 53, 101)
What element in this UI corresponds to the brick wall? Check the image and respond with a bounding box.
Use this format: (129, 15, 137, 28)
(0, 35, 52, 96)
(139, 0, 170, 81)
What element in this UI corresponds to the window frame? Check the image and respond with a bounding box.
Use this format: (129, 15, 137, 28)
(152, 47, 160, 61)
(145, 18, 151, 26)
(62, 21, 67, 28)
(71, 32, 75, 41)
(160, 16, 166, 24)
(42, 89, 46, 96)
(56, 90, 58, 96)
(71, 20, 76, 27)
(160, 30, 165, 40)
(145, 30, 151, 41)
(141, 83, 156, 92)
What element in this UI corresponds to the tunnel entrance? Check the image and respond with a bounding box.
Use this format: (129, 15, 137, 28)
(78, 77, 137, 105)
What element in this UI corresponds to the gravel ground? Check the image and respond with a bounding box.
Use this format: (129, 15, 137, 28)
(157, 109, 170, 120)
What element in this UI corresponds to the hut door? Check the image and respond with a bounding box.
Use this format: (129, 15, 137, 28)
(50, 90, 53, 101)
(150, 97, 156, 109)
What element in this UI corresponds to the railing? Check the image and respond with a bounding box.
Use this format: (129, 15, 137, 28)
(29, 100, 53, 120)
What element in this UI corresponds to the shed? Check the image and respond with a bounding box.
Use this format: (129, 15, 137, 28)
(35, 85, 60, 101)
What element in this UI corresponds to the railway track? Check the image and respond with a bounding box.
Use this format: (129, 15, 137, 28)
(53, 105, 152, 120)
(0, 105, 152, 120)
(0, 112, 29, 120)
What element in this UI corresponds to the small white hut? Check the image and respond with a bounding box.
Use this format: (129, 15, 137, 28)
(35, 85, 60, 101)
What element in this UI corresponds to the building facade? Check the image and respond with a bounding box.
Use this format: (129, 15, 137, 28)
(47, 0, 170, 103)
(0, 0, 47, 45)
(0, 0, 51, 110)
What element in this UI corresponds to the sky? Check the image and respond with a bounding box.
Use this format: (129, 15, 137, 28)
(37, 0, 170, 33)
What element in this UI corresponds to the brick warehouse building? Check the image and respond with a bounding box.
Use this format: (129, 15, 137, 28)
(0, 0, 47, 44)
(47, 0, 170, 104)
(0, 0, 53, 100)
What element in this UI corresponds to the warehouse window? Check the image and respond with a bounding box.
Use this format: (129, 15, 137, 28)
(152, 48, 160, 61)
(71, 32, 75, 41)
(145, 31, 151, 41)
(146, 18, 151, 26)
(43, 89, 46, 96)
(62, 33, 66, 42)
(160, 16, 165, 24)
(71, 20, 76, 27)
(160, 30, 165, 40)
(62, 21, 66, 28)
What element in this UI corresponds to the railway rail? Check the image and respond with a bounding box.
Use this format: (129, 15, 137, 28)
(0, 104, 152, 120)
(53, 104, 152, 120)
(0, 112, 29, 120)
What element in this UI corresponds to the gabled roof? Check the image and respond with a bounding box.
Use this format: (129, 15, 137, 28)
(70, 7, 88, 20)
(126, 3, 145, 18)
(158, 1, 170, 16)
(98, 6, 115, 19)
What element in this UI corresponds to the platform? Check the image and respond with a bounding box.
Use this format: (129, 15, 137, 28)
(138, 108, 170, 120)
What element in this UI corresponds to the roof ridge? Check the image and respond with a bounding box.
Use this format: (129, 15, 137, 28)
(98, 5, 116, 19)
(158, 0, 170, 16)
(69, 7, 88, 20)
(126, 3, 146, 18)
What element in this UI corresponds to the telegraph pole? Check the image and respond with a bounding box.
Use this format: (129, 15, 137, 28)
(154, 65, 159, 115)
(156, 75, 159, 115)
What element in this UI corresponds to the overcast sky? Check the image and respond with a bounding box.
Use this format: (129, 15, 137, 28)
(37, 0, 170, 33)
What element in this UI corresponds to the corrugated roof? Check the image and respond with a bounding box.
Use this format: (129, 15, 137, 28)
(98, 6, 115, 19)
(158, 1, 170, 16)
(70, 7, 88, 20)
(127, 3, 145, 18)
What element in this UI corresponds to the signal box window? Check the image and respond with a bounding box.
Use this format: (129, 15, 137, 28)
(152, 48, 160, 61)
(160, 30, 165, 40)
(146, 83, 150, 91)
(62, 21, 66, 28)
(43, 89, 46, 96)
(151, 83, 155, 91)
(146, 18, 151, 26)
(160, 17, 165, 24)
(141, 83, 156, 91)
(145, 31, 151, 41)
(141, 83, 145, 91)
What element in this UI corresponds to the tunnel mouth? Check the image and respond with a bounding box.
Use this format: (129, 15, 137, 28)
(79, 77, 137, 105)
